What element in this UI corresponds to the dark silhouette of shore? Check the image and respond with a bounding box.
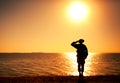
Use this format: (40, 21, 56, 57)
(0, 75, 120, 83)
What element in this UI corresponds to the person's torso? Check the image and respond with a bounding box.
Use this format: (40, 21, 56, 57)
(76, 44, 87, 58)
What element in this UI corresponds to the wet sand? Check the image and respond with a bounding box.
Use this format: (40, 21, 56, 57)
(0, 75, 120, 83)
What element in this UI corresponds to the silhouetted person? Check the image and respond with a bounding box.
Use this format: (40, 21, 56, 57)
(71, 39, 88, 76)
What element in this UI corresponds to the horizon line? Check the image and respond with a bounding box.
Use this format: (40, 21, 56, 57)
(0, 52, 120, 54)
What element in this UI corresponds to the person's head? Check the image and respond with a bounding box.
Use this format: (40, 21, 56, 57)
(79, 39, 84, 44)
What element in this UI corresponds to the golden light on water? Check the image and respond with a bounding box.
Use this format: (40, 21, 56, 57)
(65, 52, 95, 76)
(64, 52, 78, 75)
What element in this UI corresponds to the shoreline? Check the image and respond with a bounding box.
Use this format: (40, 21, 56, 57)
(0, 75, 120, 83)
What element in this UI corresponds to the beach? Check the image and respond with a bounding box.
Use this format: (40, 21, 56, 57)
(0, 75, 120, 83)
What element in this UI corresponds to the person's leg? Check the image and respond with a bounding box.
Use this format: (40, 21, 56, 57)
(81, 60, 85, 75)
(77, 58, 84, 76)
(77, 58, 80, 72)
(78, 63, 83, 77)
(81, 63, 84, 75)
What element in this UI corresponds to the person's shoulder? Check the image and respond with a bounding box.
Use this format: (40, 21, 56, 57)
(82, 44, 87, 47)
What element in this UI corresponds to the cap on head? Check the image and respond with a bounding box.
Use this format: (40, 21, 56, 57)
(79, 39, 84, 43)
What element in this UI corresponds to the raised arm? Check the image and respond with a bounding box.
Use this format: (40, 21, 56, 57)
(71, 41, 79, 49)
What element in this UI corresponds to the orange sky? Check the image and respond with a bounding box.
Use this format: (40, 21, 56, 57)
(0, 0, 120, 53)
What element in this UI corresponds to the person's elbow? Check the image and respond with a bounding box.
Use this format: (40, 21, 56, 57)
(71, 42, 74, 46)
(71, 43, 74, 46)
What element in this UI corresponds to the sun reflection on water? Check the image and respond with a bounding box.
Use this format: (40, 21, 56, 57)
(64, 52, 95, 76)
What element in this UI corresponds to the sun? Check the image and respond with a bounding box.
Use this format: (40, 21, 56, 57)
(67, 2, 88, 22)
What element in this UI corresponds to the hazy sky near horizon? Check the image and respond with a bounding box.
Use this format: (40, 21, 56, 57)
(0, 0, 120, 53)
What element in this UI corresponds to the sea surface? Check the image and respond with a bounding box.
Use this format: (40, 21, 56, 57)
(0, 52, 120, 77)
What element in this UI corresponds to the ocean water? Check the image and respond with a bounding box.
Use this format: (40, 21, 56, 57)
(0, 53, 120, 77)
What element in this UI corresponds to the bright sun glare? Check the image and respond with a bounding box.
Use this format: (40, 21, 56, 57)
(68, 2, 88, 22)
